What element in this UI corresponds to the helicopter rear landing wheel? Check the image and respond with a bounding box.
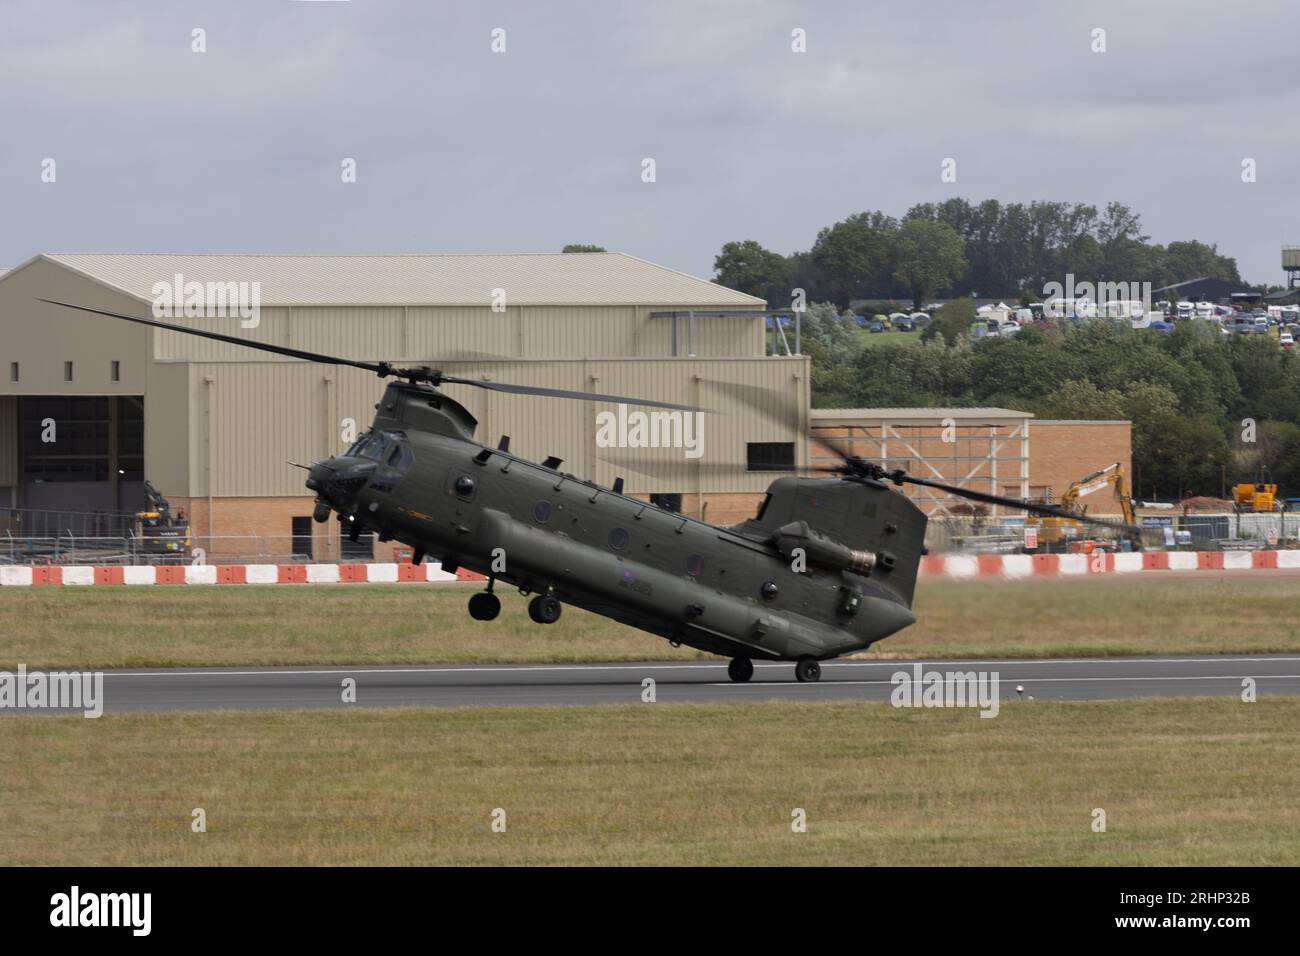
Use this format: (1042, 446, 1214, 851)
(468, 591, 501, 621)
(727, 656, 754, 683)
(528, 593, 562, 625)
(794, 658, 821, 683)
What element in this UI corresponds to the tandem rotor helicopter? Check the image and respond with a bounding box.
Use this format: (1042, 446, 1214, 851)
(44, 298, 1139, 684)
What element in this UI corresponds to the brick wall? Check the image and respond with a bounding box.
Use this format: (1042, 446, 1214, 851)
(1029, 421, 1132, 509)
(174, 495, 403, 563)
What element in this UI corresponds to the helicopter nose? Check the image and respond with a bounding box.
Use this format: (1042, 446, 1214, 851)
(307, 457, 376, 501)
(304, 461, 331, 492)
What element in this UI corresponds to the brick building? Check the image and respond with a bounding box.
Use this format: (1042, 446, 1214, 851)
(810, 408, 1132, 517)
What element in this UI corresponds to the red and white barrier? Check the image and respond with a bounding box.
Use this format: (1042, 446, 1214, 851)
(0, 563, 484, 586)
(918, 550, 1300, 579)
(1, 554, 1296, 586)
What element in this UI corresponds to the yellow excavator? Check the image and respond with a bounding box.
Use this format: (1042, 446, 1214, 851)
(1026, 462, 1138, 551)
(133, 480, 192, 563)
(1233, 469, 1279, 513)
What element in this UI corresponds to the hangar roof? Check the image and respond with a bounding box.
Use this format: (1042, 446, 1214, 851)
(16, 252, 764, 308)
(812, 407, 1032, 422)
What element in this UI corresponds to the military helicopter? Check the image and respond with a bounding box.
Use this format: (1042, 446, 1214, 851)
(43, 299, 1140, 683)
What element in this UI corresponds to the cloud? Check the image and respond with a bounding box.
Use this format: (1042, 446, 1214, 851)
(1, 0, 1296, 284)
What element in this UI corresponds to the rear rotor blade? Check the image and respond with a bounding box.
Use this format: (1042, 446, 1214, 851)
(897, 473, 1141, 534)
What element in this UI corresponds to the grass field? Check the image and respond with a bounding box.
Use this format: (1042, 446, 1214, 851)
(2, 697, 1296, 865)
(0, 576, 1297, 669)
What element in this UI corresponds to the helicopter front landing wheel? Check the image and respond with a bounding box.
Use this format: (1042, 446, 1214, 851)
(528, 593, 562, 625)
(727, 656, 754, 683)
(468, 591, 501, 621)
(794, 658, 821, 683)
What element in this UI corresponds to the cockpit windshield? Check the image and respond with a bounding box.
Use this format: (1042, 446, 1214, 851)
(348, 430, 412, 470)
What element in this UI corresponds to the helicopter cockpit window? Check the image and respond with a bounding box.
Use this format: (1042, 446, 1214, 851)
(354, 430, 409, 465)
(345, 431, 372, 457)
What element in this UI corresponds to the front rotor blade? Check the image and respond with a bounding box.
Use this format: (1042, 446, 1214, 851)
(440, 375, 701, 411)
(900, 473, 1141, 533)
(37, 299, 394, 376)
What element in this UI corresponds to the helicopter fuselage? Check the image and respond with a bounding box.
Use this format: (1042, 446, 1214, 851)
(308, 381, 925, 665)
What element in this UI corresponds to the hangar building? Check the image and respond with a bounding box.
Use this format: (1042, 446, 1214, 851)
(0, 253, 808, 561)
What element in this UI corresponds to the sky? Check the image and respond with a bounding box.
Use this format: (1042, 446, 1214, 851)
(3, 0, 1299, 287)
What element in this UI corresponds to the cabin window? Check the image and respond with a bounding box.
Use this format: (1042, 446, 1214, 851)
(760, 581, 779, 600)
(686, 554, 704, 577)
(747, 442, 794, 471)
(452, 475, 476, 499)
(649, 492, 682, 513)
(608, 527, 629, 551)
(533, 501, 553, 523)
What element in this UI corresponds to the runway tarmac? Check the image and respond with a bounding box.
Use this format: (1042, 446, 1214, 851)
(12, 655, 1299, 713)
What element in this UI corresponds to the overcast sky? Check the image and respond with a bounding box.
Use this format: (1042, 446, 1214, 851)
(3, 0, 1298, 287)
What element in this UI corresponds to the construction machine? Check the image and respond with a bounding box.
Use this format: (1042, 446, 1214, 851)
(1233, 469, 1279, 513)
(134, 480, 192, 562)
(1026, 462, 1139, 552)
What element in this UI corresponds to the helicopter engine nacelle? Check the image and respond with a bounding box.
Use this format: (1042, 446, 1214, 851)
(771, 521, 879, 577)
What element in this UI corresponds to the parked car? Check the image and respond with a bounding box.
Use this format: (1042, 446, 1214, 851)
(868, 320, 885, 333)
(1281, 332, 1294, 349)
(1148, 320, 1175, 332)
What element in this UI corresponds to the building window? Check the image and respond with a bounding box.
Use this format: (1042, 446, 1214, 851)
(111, 361, 121, 382)
(8, 362, 16, 383)
(64, 361, 73, 382)
(340, 524, 374, 560)
(746, 442, 795, 471)
(291, 516, 313, 561)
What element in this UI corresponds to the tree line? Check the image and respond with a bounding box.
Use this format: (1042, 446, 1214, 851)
(714, 199, 1249, 309)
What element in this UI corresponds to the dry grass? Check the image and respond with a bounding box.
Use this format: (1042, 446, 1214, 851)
(2, 697, 1297, 865)
(1, 576, 1298, 669)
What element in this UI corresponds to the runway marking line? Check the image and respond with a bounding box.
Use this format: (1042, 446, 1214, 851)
(102, 656, 1300, 679)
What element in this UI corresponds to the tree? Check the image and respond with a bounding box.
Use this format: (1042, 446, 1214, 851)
(921, 296, 977, 347)
(808, 211, 899, 306)
(892, 219, 967, 308)
(562, 244, 606, 253)
(1157, 240, 1241, 286)
(712, 240, 790, 306)
(1028, 380, 1127, 421)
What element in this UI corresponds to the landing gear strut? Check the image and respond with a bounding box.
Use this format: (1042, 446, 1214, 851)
(727, 656, 754, 683)
(794, 658, 821, 683)
(528, 593, 562, 624)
